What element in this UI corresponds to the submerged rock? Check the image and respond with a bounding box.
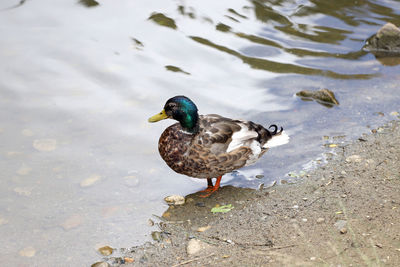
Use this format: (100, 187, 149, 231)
(80, 174, 101, 187)
(296, 88, 339, 107)
(98, 246, 113, 256)
(33, 139, 57, 152)
(19, 246, 36, 257)
(91, 262, 110, 267)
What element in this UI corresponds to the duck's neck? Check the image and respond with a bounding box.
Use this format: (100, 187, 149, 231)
(179, 113, 199, 134)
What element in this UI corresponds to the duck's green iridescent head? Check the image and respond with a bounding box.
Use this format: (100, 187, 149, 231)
(148, 95, 199, 133)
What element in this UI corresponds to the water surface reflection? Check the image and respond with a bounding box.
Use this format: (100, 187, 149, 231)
(0, 0, 399, 266)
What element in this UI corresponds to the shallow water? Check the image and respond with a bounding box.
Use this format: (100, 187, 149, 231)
(0, 0, 400, 266)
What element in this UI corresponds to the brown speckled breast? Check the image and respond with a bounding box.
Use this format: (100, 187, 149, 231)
(158, 123, 194, 176)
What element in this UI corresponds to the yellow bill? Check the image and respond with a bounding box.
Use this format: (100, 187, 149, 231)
(148, 109, 168, 122)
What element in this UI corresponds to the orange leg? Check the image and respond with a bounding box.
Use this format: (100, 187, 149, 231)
(199, 176, 222, 198)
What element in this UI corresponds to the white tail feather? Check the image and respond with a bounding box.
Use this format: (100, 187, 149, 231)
(264, 131, 290, 148)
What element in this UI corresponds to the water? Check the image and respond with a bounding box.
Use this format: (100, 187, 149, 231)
(0, 0, 399, 266)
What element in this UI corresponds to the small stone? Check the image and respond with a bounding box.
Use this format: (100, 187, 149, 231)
(197, 225, 211, 232)
(255, 174, 264, 179)
(124, 257, 134, 263)
(14, 187, 32, 196)
(340, 228, 348, 234)
(302, 198, 308, 201)
(187, 239, 210, 255)
(334, 220, 347, 230)
(341, 171, 347, 175)
(0, 217, 9, 225)
(346, 155, 362, 163)
(310, 257, 316, 261)
(151, 231, 162, 241)
(317, 217, 325, 223)
(164, 195, 185, 205)
(148, 219, 155, 226)
(292, 205, 299, 209)
(302, 218, 308, 222)
(21, 129, 34, 136)
(16, 165, 32, 176)
(33, 139, 57, 152)
(91, 262, 110, 267)
(80, 175, 101, 187)
(98, 246, 113, 256)
(61, 214, 83, 230)
(19, 246, 36, 257)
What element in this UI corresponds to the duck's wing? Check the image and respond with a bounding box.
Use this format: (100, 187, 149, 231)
(184, 115, 255, 176)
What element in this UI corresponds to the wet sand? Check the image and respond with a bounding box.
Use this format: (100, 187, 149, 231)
(102, 119, 400, 266)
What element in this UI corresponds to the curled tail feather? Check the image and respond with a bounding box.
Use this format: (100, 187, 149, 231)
(264, 125, 289, 148)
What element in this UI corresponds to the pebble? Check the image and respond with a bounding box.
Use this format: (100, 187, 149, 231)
(98, 246, 113, 256)
(0, 217, 9, 225)
(255, 174, 264, 179)
(14, 187, 32, 196)
(302, 218, 308, 222)
(16, 165, 32, 175)
(187, 239, 210, 255)
(19, 246, 36, 257)
(148, 219, 155, 226)
(310, 257, 316, 261)
(33, 139, 57, 152)
(151, 231, 162, 241)
(164, 195, 185, 205)
(334, 220, 347, 230)
(91, 262, 110, 267)
(317, 217, 325, 223)
(340, 228, 348, 234)
(197, 225, 211, 232)
(292, 205, 299, 209)
(80, 175, 101, 187)
(124, 257, 134, 263)
(21, 129, 34, 136)
(345, 155, 362, 163)
(61, 214, 83, 230)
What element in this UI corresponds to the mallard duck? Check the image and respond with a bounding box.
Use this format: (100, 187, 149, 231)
(148, 96, 289, 197)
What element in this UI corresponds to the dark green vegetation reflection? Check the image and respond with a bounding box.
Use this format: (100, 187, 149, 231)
(147, 0, 400, 79)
